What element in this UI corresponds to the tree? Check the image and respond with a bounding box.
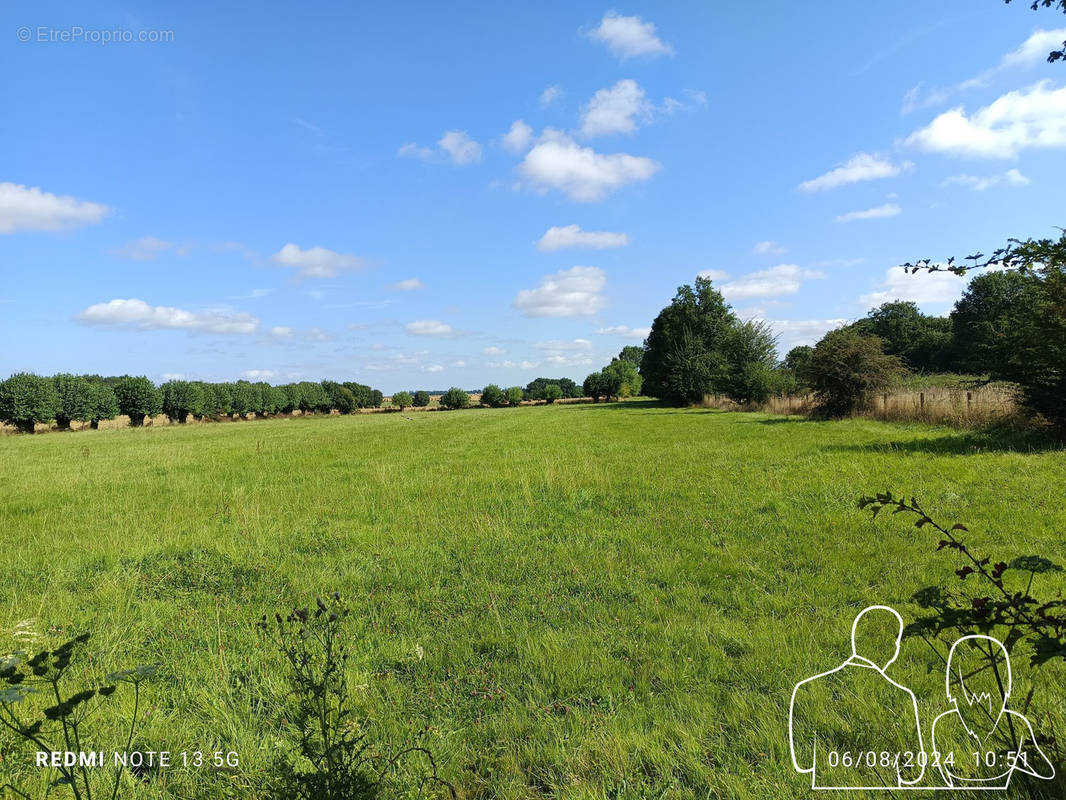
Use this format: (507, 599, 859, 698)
(783, 345, 815, 386)
(439, 387, 470, 409)
(480, 384, 506, 408)
(343, 382, 373, 409)
(852, 301, 953, 372)
(617, 345, 645, 367)
(504, 386, 524, 407)
(87, 381, 119, 429)
(412, 390, 431, 407)
(262, 385, 287, 415)
(583, 372, 606, 402)
(950, 270, 1041, 374)
(603, 358, 642, 397)
(112, 376, 162, 426)
(369, 389, 383, 408)
(808, 328, 905, 417)
(718, 320, 779, 405)
(231, 380, 258, 417)
(52, 374, 95, 429)
(392, 391, 413, 410)
(524, 377, 580, 401)
(321, 381, 355, 414)
(641, 277, 736, 405)
(161, 379, 206, 423)
(543, 384, 563, 404)
(0, 373, 59, 432)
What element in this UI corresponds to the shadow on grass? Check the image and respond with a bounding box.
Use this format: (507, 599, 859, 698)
(823, 427, 1063, 455)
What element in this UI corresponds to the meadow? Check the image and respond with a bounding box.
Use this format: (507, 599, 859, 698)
(1, 402, 1064, 799)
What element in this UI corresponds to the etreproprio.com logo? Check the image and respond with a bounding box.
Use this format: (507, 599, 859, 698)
(16, 26, 174, 44)
(788, 605, 1055, 791)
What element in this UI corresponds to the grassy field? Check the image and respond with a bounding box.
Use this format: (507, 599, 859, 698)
(1, 402, 1065, 799)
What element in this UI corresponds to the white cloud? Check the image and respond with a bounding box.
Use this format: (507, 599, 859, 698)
(813, 257, 866, 268)
(438, 130, 483, 165)
(517, 129, 661, 202)
(762, 319, 849, 351)
(942, 168, 1030, 191)
(536, 224, 630, 252)
(110, 236, 174, 260)
(513, 265, 606, 317)
(422, 364, 444, 373)
(270, 326, 293, 338)
(589, 11, 673, 59)
(903, 28, 1066, 113)
(799, 153, 911, 192)
(905, 81, 1066, 158)
(535, 338, 592, 351)
(397, 142, 434, 160)
(502, 120, 534, 154)
(451, 360, 466, 368)
(860, 266, 969, 310)
(483, 346, 505, 356)
(596, 325, 650, 339)
(719, 264, 825, 300)
(406, 319, 454, 336)
(697, 269, 732, 281)
(0, 182, 109, 234)
(753, 240, 786, 255)
(835, 203, 902, 223)
(392, 278, 424, 290)
(540, 85, 562, 107)
(241, 369, 278, 380)
(579, 80, 652, 137)
(76, 298, 259, 335)
(271, 243, 366, 279)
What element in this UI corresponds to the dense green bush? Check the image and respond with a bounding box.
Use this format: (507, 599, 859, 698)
(439, 387, 470, 410)
(161, 380, 207, 423)
(852, 301, 953, 372)
(808, 329, 904, 416)
(87, 381, 120, 428)
(583, 371, 606, 402)
(542, 384, 563, 404)
(392, 391, 413, 410)
(505, 386, 524, 407)
(524, 377, 581, 401)
(480, 384, 506, 408)
(322, 381, 355, 414)
(0, 373, 59, 432)
(412, 390, 431, 407)
(52, 373, 95, 429)
(112, 376, 162, 426)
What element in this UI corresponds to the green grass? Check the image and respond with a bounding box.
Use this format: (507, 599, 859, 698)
(1, 403, 1064, 798)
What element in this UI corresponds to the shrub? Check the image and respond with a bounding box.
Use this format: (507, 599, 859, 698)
(480, 384, 506, 408)
(412, 390, 431, 407)
(52, 373, 95, 429)
(0, 373, 59, 432)
(808, 328, 904, 416)
(392, 391, 413, 410)
(113, 376, 163, 426)
(161, 379, 206, 423)
(439, 387, 469, 410)
(504, 386, 524, 407)
(542, 384, 563, 404)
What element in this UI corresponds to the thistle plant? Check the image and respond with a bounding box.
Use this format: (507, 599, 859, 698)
(0, 631, 159, 800)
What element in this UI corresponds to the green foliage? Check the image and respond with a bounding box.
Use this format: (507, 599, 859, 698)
(369, 390, 383, 408)
(392, 391, 413, 410)
(113, 376, 163, 425)
(542, 384, 563, 404)
(231, 380, 259, 417)
(87, 380, 119, 427)
(0, 632, 158, 800)
(161, 379, 207, 423)
(524, 378, 581, 401)
(411, 390, 431, 408)
(296, 382, 330, 413)
(783, 345, 814, 387)
(0, 373, 60, 432)
(808, 329, 905, 416)
(604, 358, 642, 397)
(480, 384, 506, 408)
(582, 371, 605, 402)
(718, 320, 778, 404)
(950, 271, 1040, 374)
(504, 386, 524, 407)
(438, 387, 470, 410)
(852, 301, 953, 372)
(617, 345, 645, 367)
(322, 381, 355, 414)
(51, 374, 95, 429)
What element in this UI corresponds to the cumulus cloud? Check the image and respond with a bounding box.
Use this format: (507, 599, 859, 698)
(0, 182, 109, 234)
(483, 346, 505, 356)
(406, 319, 454, 336)
(579, 80, 652, 137)
(597, 325, 650, 339)
(540, 85, 562, 107)
(860, 266, 969, 310)
(502, 120, 534, 154)
(942, 168, 1030, 191)
(110, 236, 175, 260)
(536, 224, 630, 252)
(799, 153, 911, 192)
(77, 298, 259, 335)
(399, 130, 483, 165)
(513, 265, 606, 317)
(905, 81, 1066, 158)
(835, 203, 902, 223)
(422, 364, 444, 373)
(517, 129, 660, 202)
(392, 278, 424, 290)
(697, 269, 732, 281)
(719, 264, 825, 300)
(589, 11, 673, 59)
(761, 319, 849, 351)
(270, 326, 294, 338)
(241, 369, 278, 380)
(753, 240, 786, 256)
(271, 243, 366, 279)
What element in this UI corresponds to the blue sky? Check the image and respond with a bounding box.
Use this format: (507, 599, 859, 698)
(2, 1, 1064, 392)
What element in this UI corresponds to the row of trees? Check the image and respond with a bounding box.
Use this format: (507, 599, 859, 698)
(583, 346, 643, 402)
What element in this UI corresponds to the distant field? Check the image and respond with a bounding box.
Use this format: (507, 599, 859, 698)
(1, 403, 1064, 798)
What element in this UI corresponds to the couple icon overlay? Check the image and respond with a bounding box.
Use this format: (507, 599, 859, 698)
(788, 606, 1056, 790)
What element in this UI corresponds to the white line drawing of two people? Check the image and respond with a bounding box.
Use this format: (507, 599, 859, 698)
(789, 605, 1056, 790)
